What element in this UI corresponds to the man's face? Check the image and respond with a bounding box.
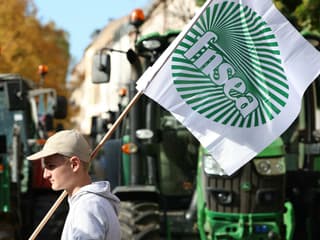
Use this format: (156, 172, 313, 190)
(42, 154, 72, 191)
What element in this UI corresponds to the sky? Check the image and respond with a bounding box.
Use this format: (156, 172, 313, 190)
(34, 0, 151, 62)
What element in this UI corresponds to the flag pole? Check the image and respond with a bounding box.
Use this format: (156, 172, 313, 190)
(28, 2, 215, 237)
(28, 91, 143, 240)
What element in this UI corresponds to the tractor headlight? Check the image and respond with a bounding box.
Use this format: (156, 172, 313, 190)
(257, 161, 271, 174)
(207, 189, 234, 205)
(253, 157, 285, 175)
(136, 129, 154, 140)
(217, 191, 233, 205)
(203, 154, 226, 176)
(142, 39, 162, 51)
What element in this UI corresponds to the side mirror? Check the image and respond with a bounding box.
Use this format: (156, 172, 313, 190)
(92, 50, 111, 84)
(54, 95, 68, 119)
(5, 78, 30, 111)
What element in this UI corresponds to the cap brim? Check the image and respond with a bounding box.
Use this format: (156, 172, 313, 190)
(27, 149, 58, 160)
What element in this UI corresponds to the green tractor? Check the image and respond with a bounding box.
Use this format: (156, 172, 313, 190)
(91, 10, 200, 240)
(196, 138, 293, 240)
(89, 8, 301, 240)
(0, 74, 33, 240)
(195, 33, 320, 240)
(0, 73, 68, 239)
(283, 32, 320, 240)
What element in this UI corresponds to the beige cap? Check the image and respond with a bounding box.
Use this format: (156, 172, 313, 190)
(27, 129, 92, 162)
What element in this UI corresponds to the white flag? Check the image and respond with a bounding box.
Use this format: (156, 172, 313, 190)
(136, 0, 320, 175)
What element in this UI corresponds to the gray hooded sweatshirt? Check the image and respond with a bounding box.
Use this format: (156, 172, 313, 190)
(61, 181, 120, 240)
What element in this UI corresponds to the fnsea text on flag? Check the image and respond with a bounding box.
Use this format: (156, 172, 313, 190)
(136, 0, 320, 175)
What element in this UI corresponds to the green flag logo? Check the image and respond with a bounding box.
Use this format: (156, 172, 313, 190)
(172, 1, 288, 128)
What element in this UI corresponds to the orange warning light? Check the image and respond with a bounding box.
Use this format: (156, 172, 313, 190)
(38, 64, 48, 75)
(130, 8, 145, 27)
(119, 88, 127, 97)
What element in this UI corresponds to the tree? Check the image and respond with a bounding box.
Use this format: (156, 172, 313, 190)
(0, 0, 70, 96)
(274, 0, 320, 34)
(195, 0, 319, 35)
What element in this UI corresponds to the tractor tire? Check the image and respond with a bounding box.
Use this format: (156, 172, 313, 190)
(119, 201, 160, 240)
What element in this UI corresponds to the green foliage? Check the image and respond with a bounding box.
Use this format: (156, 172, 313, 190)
(196, 0, 206, 7)
(195, 0, 319, 35)
(274, 0, 320, 34)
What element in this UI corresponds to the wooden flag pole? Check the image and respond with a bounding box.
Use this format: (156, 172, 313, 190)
(28, 91, 143, 240)
(28, 2, 216, 237)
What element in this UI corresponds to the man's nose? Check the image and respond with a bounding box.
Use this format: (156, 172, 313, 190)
(43, 168, 50, 179)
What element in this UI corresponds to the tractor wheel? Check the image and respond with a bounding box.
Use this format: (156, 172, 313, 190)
(119, 201, 160, 240)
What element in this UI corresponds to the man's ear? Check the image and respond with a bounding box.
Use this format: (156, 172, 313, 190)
(69, 156, 81, 172)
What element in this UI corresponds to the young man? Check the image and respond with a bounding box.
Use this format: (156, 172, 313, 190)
(27, 129, 121, 240)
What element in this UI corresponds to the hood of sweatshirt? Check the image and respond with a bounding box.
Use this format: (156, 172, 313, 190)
(69, 181, 120, 214)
